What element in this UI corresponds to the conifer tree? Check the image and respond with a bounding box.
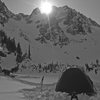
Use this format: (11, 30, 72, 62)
(16, 43, 22, 63)
(28, 44, 31, 60)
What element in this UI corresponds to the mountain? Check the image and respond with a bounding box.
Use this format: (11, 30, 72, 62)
(0, 0, 14, 26)
(0, 0, 100, 70)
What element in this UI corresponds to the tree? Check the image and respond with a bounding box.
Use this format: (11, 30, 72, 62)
(4, 37, 16, 53)
(0, 30, 7, 46)
(0, 30, 16, 53)
(28, 44, 31, 60)
(11, 38, 16, 52)
(0, 65, 2, 73)
(11, 65, 19, 73)
(16, 43, 22, 63)
(16, 43, 22, 55)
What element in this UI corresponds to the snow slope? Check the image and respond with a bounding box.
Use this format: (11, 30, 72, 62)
(0, 76, 33, 100)
(0, 0, 100, 69)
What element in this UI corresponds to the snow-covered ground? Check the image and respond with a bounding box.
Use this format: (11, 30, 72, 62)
(0, 72, 100, 100)
(0, 76, 33, 100)
(16, 73, 60, 84)
(0, 73, 59, 100)
(17, 72, 100, 100)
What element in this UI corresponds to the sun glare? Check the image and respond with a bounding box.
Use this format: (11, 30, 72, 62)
(40, 1, 52, 15)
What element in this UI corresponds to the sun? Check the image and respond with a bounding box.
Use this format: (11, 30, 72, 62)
(40, 1, 53, 15)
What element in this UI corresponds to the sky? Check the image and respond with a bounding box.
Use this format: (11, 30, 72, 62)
(2, 0, 100, 24)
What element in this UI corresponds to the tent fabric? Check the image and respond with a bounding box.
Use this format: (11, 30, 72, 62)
(55, 68, 96, 96)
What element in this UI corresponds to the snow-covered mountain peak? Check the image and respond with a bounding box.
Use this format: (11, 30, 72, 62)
(31, 8, 41, 15)
(0, 3, 100, 69)
(28, 8, 41, 20)
(0, 0, 15, 26)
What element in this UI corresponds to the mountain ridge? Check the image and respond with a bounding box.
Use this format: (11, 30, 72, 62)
(0, 0, 100, 71)
(0, 0, 100, 27)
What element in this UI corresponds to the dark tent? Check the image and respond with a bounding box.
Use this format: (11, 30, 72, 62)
(55, 68, 96, 96)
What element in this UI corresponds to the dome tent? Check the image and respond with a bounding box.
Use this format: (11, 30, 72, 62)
(55, 68, 96, 99)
